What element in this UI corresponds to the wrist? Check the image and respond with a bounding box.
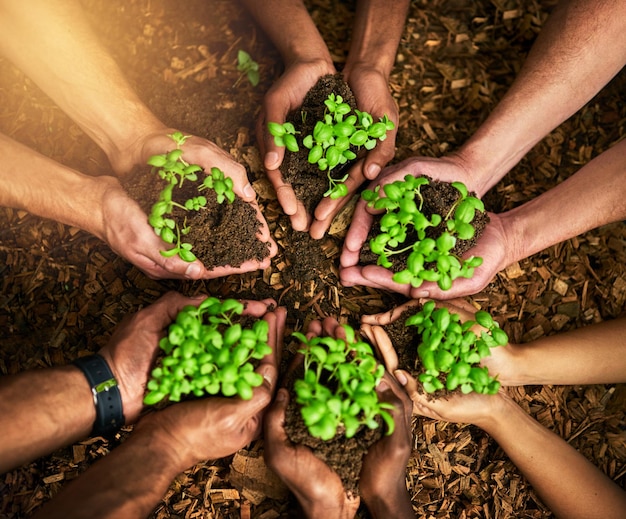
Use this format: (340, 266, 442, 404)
(472, 392, 514, 433)
(73, 354, 125, 439)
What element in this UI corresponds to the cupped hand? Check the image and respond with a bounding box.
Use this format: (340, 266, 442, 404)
(264, 388, 360, 519)
(340, 157, 512, 299)
(359, 373, 413, 515)
(309, 66, 399, 239)
(100, 178, 211, 279)
(256, 59, 337, 232)
(132, 304, 286, 467)
(99, 292, 281, 426)
(97, 291, 205, 423)
(400, 371, 504, 427)
(100, 174, 276, 281)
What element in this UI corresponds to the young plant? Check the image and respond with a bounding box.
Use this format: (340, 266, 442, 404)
(268, 93, 395, 199)
(292, 324, 395, 441)
(144, 298, 272, 405)
(361, 175, 485, 291)
(236, 49, 260, 87)
(147, 132, 236, 262)
(406, 301, 508, 395)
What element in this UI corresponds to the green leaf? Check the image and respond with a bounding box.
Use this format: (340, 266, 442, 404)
(451, 181, 468, 198)
(475, 310, 495, 329)
(284, 134, 299, 153)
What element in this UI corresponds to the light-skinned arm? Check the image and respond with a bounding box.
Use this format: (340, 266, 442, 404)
(342, 129, 626, 300)
(0, 0, 275, 279)
(361, 297, 626, 387)
(409, 390, 626, 519)
(340, 0, 626, 297)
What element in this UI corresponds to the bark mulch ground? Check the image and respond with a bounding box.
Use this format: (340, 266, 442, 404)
(1, 0, 625, 518)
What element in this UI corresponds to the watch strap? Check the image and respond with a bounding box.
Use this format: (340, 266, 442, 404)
(73, 354, 125, 439)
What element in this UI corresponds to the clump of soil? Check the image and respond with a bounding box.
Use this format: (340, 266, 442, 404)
(122, 167, 270, 269)
(361, 176, 490, 272)
(282, 364, 383, 496)
(280, 73, 357, 214)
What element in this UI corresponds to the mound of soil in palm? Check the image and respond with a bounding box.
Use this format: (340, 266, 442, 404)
(282, 364, 383, 497)
(279, 73, 358, 214)
(123, 167, 270, 269)
(361, 176, 490, 272)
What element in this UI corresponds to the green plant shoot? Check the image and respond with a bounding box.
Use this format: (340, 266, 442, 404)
(147, 132, 236, 262)
(406, 301, 508, 395)
(361, 175, 485, 290)
(144, 298, 272, 405)
(236, 49, 259, 87)
(292, 324, 395, 441)
(267, 93, 395, 199)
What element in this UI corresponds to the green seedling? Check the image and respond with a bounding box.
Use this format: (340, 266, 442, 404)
(147, 132, 235, 262)
(361, 175, 485, 290)
(236, 49, 260, 87)
(406, 301, 508, 395)
(144, 298, 272, 405)
(268, 93, 395, 199)
(292, 324, 395, 441)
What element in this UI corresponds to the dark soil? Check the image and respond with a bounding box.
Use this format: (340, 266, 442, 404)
(123, 167, 270, 269)
(361, 176, 490, 271)
(1, 0, 625, 517)
(280, 74, 358, 214)
(282, 364, 383, 497)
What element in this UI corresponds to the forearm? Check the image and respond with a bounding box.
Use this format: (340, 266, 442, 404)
(31, 422, 183, 519)
(479, 395, 626, 519)
(344, 0, 410, 79)
(0, 0, 164, 168)
(505, 317, 626, 386)
(457, 0, 626, 195)
(240, 0, 332, 67)
(0, 366, 94, 473)
(0, 133, 114, 241)
(500, 138, 626, 266)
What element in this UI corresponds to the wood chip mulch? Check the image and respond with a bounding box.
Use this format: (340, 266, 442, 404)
(1, 0, 624, 518)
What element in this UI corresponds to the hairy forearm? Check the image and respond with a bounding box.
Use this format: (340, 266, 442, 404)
(0, 0, 163, 166)
(239, 0, 332, 66)
(480, 396, 626, 519)
(0, 133, 114, 240)
(458, 0, 626, 194)
(0, 366, 94, 473)
(344, 0, 410, 79)
(500, 138, 626, 266)
(31, 423, 182, 519)
(507, 317, 626, 385)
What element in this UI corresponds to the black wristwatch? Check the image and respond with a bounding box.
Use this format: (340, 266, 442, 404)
(73, 354, 125, 439)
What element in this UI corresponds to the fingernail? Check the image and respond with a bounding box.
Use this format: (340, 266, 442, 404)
(243, 183, 255, 199)
(413, 290, 429, 298)
(377, 379, 390, 392)
(395, 370, 408, 386)
(366, 163, 381, 179)
(185, 264, 202, 279)
(275, 388, 287, 402)
(258, 364, 275, 385)
(266, 151, 279, 169)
